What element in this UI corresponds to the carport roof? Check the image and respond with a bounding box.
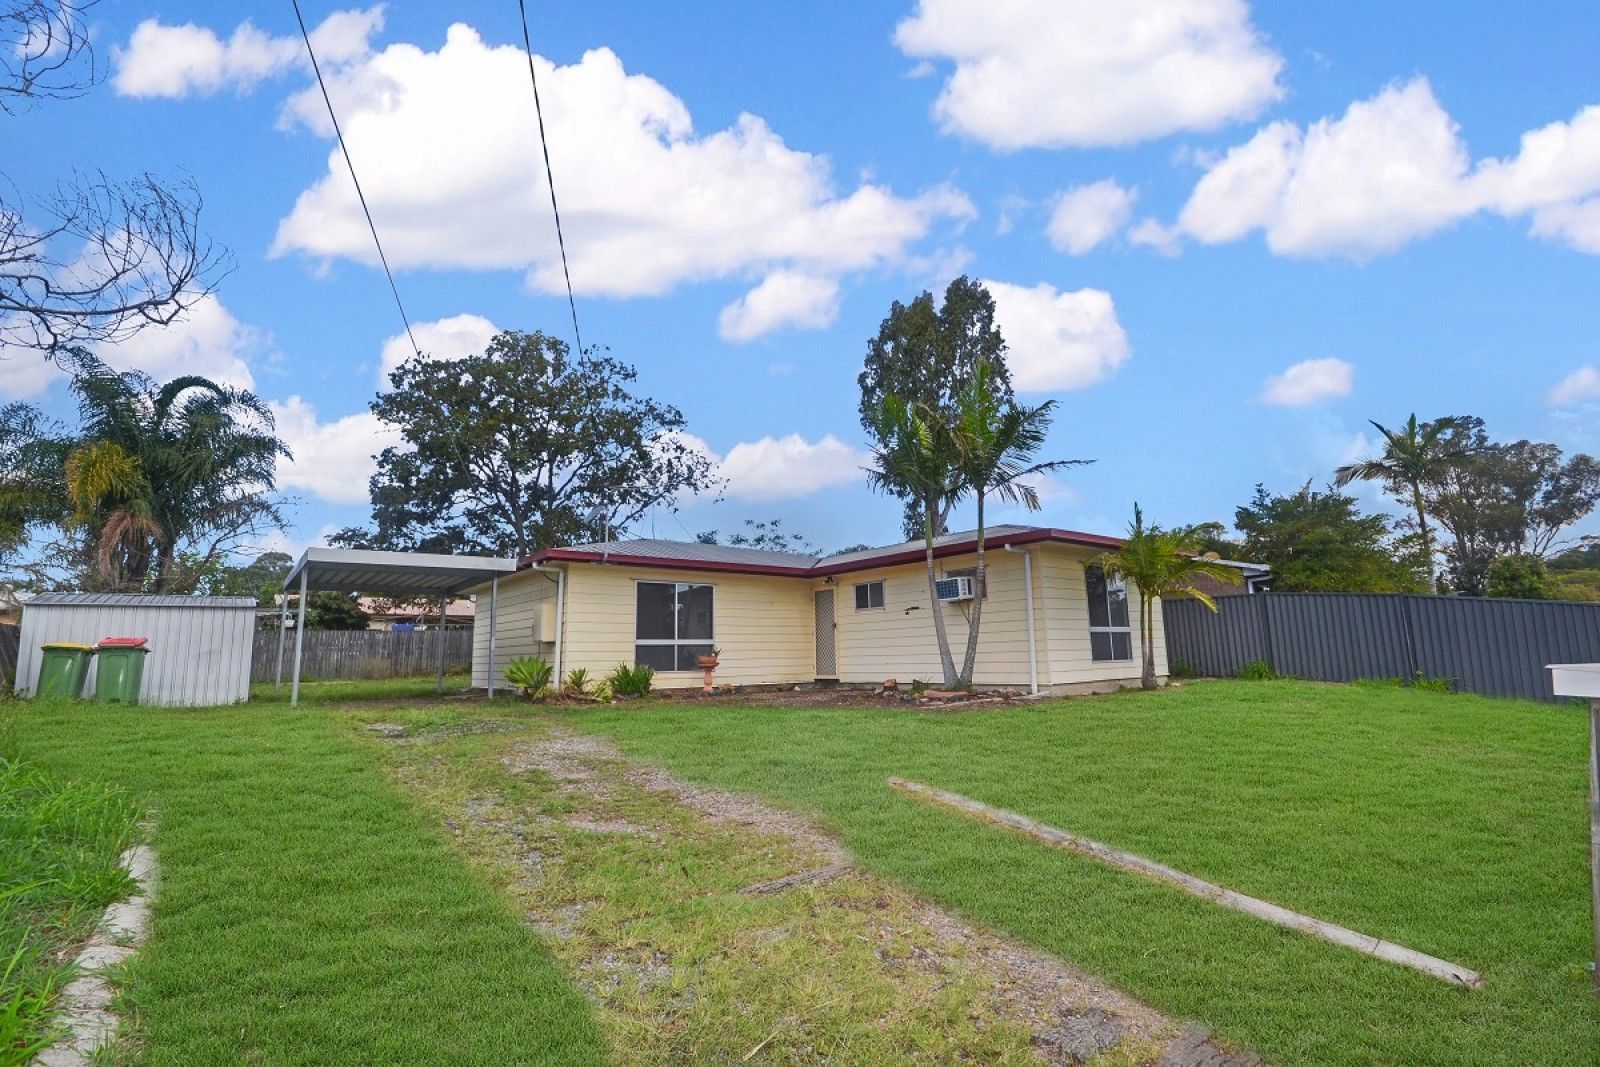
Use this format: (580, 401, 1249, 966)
(282, 547, 517, 597)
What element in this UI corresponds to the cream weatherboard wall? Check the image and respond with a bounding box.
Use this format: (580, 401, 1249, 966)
(470, 544, 1166, 692)
(469, 570, 558, 689)
(825, 544, 1158, 691)
(474, 563, 816, 689)
(561, 563, 815, 687)
(826, 550, 1038, 688)
(1034, 544, 1165, 686)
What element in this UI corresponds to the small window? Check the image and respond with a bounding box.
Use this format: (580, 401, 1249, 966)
(854, 580, 885, 610)
(1084, 565, 1133, 662)
(635, 581, 714, 670)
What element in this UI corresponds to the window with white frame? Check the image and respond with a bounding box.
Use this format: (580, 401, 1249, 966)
(1084, 565, 1132, 661)
(854, 580, 885, 610)
(635, 581, 714, 671)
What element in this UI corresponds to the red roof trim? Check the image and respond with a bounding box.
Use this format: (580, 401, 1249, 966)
(521, 528, 1122, 578)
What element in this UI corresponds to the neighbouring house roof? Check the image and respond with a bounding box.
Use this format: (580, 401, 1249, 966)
(524, 525, 1130, 579)
(1204, 557, 1272, 576)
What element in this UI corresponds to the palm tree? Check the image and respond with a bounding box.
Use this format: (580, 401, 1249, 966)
(1094, 505, 1242, 690)
(58, 349, 289, 592)
(948, 362, 1087, 686)
(866, 395, 962, 687)
(1333, 414, 1471, 593)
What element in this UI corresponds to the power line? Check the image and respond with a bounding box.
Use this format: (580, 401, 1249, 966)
(290, 0, 420, 359)
(516, 0, 584, 356)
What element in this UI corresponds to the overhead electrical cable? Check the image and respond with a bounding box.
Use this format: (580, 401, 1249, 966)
(290, 0, 421, 359)
(516, 0, 584, 356)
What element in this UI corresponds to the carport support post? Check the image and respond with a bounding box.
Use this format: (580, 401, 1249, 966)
(273, 592, 289, 696)
(1590, 697, 1599, 999)
(290, 570, 308, 707)
(434, 597, 447, 695)
(486, 576, 498, 698)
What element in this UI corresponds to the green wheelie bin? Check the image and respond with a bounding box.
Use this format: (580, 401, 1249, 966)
(36, 642, 94, 699)
(93, 637, 150, 705)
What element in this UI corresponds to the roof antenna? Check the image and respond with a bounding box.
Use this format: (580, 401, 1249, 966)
(584, 505, 612, 563)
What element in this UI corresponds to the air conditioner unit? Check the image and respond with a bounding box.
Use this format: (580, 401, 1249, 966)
(935, 576, 975, 602)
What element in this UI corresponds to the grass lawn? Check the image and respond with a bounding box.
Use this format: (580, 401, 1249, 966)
(4, 677, 1597, 1064)
(6, 692, 605, 1066)
(1, 732, 141, 1063)
(571, 679, 1600, 1066)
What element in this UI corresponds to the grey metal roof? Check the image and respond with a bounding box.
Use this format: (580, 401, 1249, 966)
(26, 593, 257, 609)
(557, 538, 821, 568)
(283, 547, 517, 596)
(817, 525, 1038, 567)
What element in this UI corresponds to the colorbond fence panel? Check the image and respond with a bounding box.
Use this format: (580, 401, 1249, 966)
(250, 628, 473, 682)
(1163, 593, 1600, 702)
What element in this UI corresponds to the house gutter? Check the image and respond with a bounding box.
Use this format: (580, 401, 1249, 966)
(1003, 543, 1039, 695)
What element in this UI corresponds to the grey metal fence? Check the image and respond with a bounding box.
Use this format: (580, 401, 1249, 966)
(1163, 593, 1600, 702)
(0, 624, 17, 689)
(250, 628, 472, 683)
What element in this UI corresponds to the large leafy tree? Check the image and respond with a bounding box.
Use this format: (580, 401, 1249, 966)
(0, 350, 288, 592)
(340, 331, 719, 557)
(1334, 414, 1472, 592)
(1234, 483, 1426, 593)
(1094, 505, 1241, 690)
(947, 361, 1086, 685)
(858, 276, 1013, 540)
(1421, 417, 1600, 594)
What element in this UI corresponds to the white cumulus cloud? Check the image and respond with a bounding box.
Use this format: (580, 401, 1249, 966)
(717, 271, 840, 342)
(247, 24, 971, 300)
(1260, 357, 1353, 406)
(268, 396, 401, 505)
(1175, 78, 1474, 257)
(894, 0, 1283, 150)
(1161, 78, 1600, 258)
(1047, 180, 1136, 254)
(1549, 365, 1600, 407)
(378, 313, 500, 385)
(982, 279, 1130, 392)
(718, 434, 869, 500)
(112, 7, 383, 98)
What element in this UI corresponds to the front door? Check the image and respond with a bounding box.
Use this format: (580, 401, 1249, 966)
(813, 589, 837, 679)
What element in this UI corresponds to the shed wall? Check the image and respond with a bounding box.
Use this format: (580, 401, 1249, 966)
(16, 602, 255, 706)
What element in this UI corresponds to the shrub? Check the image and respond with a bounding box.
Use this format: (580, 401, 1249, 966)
(1237, 660, 1279, 681)
(607, 663, 655, 699)
(502, 657, 554, 698)
(563, 667, 593, 696)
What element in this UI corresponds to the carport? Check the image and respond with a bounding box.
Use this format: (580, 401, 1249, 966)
(278, 548, 517, 705)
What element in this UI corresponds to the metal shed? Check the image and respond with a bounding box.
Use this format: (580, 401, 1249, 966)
(15, 593, 257, 706)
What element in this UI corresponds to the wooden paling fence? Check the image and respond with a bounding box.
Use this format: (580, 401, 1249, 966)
(0, 624, 18, 689)
(250, 628, 472, 682)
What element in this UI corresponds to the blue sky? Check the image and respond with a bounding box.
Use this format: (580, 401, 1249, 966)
(7, 1, 1600, 556)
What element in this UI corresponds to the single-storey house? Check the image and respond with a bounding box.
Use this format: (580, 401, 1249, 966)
(468, 524, 1169, 695)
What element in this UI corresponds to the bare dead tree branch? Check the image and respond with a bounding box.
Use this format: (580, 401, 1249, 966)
(0, 0, 101, 112)
(0, 170, 232, 356)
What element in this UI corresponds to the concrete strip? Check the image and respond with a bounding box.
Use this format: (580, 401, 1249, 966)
(32, 843, 158, 1066)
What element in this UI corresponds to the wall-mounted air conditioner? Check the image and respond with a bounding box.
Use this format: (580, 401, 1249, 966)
(935, 576, 975, 602)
